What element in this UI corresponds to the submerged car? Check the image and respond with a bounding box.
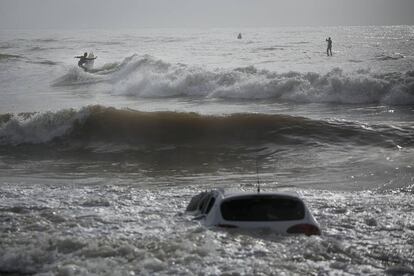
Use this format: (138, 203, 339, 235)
(186, 189, 320, 236)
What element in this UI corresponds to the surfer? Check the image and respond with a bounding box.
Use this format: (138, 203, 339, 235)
(326, 37, 333, 56)
(74, 52, 97, 71)
(237, 33, 242, 39)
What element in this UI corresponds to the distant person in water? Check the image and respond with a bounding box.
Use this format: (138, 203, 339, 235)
(326, 37, 333, 56)
(237, 33, 242, 39)
(74, 52, 97, 71)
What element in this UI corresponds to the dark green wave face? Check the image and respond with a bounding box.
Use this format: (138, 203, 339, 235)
(0, 105, 412, 192)
(1, 105, 413, 149)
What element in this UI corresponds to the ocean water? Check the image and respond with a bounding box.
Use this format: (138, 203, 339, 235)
(0, 26, 413, 275)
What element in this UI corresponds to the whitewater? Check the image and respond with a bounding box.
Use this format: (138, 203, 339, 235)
(0, 26, 413, 275)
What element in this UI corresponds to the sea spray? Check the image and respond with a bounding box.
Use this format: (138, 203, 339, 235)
(57, 54, 414, 104)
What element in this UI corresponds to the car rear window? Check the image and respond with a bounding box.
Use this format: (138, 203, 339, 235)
(220, 195, 305, 221)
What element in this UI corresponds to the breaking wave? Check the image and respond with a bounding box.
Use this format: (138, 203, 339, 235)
(53, 55, 414, 105)
(110, 55, 414, 105)
(52, 62, 122, 86)
(0, 106, 412, 149)
(52, 67, 106, 86)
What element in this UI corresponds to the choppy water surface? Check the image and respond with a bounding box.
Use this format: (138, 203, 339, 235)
(0, 26, 413, 275)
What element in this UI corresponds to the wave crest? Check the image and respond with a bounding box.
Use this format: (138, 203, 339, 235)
(0, 106, 412, 148)
(108, 55, 414, 105)
(0, 109, 89, 145)
(53, 55, 414, 105)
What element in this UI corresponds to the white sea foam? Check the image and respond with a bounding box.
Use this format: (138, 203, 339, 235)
(0, 108, 89, 145)
(52, 67, 106, 86)
(0, 182, 412, 275)
(111, 55, 414, 104)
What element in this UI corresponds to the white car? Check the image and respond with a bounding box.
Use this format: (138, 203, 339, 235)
(186, 189, 321, 236)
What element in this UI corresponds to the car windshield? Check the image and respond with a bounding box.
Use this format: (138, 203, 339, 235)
(220, 195, 305, 221)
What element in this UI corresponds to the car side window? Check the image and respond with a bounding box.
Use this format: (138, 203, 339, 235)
(204, 197, 216, 214)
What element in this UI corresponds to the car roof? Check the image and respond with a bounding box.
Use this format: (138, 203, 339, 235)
(216, 189, 302, 200)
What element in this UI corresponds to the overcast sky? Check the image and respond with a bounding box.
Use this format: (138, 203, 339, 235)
(1, 0, 413, 29)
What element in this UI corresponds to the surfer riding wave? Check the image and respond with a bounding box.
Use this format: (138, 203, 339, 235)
(75, 52, 97, 71)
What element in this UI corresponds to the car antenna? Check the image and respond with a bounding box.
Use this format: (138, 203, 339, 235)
(256, 159, 260, 193)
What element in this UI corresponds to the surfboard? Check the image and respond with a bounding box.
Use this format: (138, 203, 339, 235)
(84, 52, 95, 71)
